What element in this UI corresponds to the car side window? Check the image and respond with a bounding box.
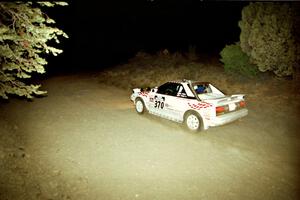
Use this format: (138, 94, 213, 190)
(176, 85, 187, 98)
(157, 83, 180, 96)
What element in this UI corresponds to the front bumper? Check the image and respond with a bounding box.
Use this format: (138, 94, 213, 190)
(209, 108, 248, 127)
(130, 94, 135, 102)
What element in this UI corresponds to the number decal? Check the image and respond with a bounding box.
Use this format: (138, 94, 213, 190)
(154, 100, 164, 109)
(160, 101, 164, 109)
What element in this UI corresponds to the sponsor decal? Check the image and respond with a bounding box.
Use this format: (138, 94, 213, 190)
(177, 92, 187, 98)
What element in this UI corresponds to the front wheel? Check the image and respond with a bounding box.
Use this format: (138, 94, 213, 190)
(184, 111, 203, 132)
(135, 98, 145, 114)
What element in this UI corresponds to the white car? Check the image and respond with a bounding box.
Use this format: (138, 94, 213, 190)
(130, 80, 248, 132)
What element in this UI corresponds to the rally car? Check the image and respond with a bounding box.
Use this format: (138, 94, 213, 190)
(130, 80, 248, 132)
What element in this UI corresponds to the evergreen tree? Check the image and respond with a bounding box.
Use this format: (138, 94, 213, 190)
(0, 2, 68, 99)
(239, 2, 297, 77)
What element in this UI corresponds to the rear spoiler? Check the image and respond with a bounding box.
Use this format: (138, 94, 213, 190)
(217, 94, 245, 104)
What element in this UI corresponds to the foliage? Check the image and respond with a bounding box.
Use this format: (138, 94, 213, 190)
(0, 2, 68, 99)
(238, 2, 297, 77)
(293, 4, 300, 66)
(220, 43, 258, 77)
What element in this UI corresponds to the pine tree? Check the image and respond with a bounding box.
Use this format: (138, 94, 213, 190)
(0, 2, 68, 99)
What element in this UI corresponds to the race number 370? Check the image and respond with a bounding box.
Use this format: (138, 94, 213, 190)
(154, 100, 164, 109)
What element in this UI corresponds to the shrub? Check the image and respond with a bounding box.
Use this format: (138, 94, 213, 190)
(220, 43, 259, 77)
(239, 2, 297, 77)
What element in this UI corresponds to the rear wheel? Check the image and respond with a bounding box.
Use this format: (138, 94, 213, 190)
(184, 111, 203, 132)
(135, 98, 145, 114)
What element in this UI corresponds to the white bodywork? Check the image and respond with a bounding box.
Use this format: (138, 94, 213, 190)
(130, 80, 248, 130)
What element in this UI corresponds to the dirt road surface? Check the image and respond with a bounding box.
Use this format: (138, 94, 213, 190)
(1, 73, 300, 200)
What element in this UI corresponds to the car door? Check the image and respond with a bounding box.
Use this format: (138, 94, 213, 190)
(149, 82, 187, 121)
(163, 84, 190, 121)
(148, 82, 177, 118)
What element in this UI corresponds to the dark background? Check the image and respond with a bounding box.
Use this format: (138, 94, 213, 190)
(46, 0, 248, 74)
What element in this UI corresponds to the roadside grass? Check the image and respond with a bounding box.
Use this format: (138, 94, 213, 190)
(99, 50, 228, 90)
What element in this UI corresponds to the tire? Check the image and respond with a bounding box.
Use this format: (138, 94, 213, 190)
(135, 98, 145, 114)
(184, 111, 203, 132)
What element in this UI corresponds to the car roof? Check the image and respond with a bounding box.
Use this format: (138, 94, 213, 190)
(167, 80, 210, 85)
(191, 81, 211, 85)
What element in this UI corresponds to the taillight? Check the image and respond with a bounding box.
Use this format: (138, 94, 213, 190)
(239, 101, 246, 107)
(216, 106, 225, 113)
(216, 105, 229, 115)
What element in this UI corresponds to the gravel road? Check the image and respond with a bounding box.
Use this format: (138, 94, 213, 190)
(0, 73, 299, 200)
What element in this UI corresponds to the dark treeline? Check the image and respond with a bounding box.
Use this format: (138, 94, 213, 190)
(46, 1, 247, 74)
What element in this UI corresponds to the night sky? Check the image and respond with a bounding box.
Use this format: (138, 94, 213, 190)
(46, 0, 248, 74)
